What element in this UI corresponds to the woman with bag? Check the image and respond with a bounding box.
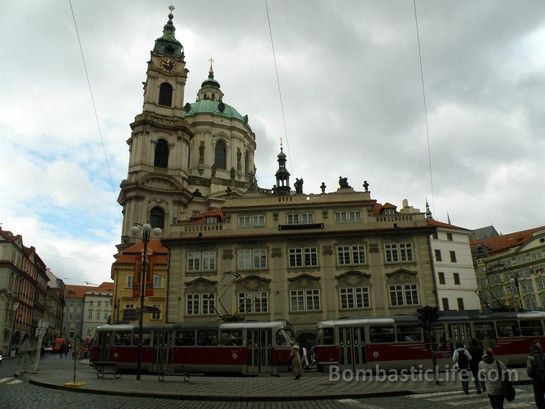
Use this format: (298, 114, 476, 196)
(479, 348, 510, 409)
(527, 342, 545, 409)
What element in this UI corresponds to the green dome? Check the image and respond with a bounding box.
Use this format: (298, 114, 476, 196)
(185, 100, 249, 127)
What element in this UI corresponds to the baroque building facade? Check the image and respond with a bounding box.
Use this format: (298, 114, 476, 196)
(115, 10, 440, 339)
(0, 227, 49, 355)
(471, 226, 545, 311)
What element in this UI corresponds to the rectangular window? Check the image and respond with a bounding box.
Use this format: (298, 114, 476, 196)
(335, 210, 362, 223)
(385, 243, 414, 263)
(175, 330, 195, 346)
(447, 233, 453, 241)
(340, 287, 370, 309)
(286, 212, 315, 225)
(88, 309, 93, 319)
(396, 325, 423, 342)
(187, 251, 216, 272)
(202, 293, 215, 315)
(389, 284, 419, 306)
(95, 312, 100, 320)
(369, 326, 395, 343)
(289, 247, 318, 267)
(153, 275, 163, 289)
(432, 232, 438, 240)
(435, 249, 442, 262)
(186, 294, 199, 315)
(290, 289, 320, 311)
(238, 291, 269, 313)
(442, 298, 450, 311)
(152, 304, 161, 320)
(336, 245, 366, 265)
(457, 298, 465, 311)
(450, 251, 457, 262)
(438, 272, 445, 285)
(453, 273, 461, 285)
(239, 214, 265, 228)
(127, 274, 133, 289)
(197, 330, 218, 346)
(237, 249, 267, 270)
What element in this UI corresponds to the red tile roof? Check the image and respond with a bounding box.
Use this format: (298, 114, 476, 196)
(427, 219, 469, 231)
(113, 239, 168, 264)
(470, 226, 545, 255)
(65, 282, 114, 298)
(189, 208, 225, 224)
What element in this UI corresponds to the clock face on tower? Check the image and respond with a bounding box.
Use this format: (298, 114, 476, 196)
(161, 58, 175, 73)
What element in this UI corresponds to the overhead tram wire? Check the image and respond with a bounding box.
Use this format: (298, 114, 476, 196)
(68, 0, 118, 212)
(413, 0, 435, 211)
(264, 0, 294, 173)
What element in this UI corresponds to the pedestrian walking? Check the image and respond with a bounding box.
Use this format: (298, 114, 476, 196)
(479, 348, 507, 409)
(302, 346, 310, 370)
(40, 345, 45, 359)
(468, 338, 486, 394)
(527, 342, 545, 409)
(453, 341, 472, 394)
(289, 343, 303, 380)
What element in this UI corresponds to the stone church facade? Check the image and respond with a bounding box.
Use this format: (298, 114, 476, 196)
(116, 9, 438, 339)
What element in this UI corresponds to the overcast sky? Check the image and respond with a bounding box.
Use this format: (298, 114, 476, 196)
(1, 0, 544, 285)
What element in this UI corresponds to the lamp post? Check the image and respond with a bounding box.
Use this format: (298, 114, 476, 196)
(7, 301, 20, 357)
(130, 223, 162, 380)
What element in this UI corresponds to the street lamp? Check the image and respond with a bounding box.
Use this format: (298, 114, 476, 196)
(130, 222, 162, 380)
(8, 301, 20, 357)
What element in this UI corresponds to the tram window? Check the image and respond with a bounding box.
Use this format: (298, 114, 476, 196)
(396, 325, 423, 342)
(175, 330, 195, 346)
(317, 328, 334, 345)
(473, 322, 496, 341)
(220, 330, 243, 346)
(520, 320, 544, 336)
(496, 320, 521, 337)
(276, 330, 290, 346)
(369, 326, 395, 343)
(431, 325, 448, 351)
(197, 330, 218, 346)
(114, 332, 132, 346)
(131, 332, 151, 346)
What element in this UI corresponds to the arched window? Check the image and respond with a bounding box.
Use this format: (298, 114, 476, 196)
(158, 82, 173, 107)
(214, 140, 227, 169)
(154, 139, 169, 168)
(150, 207, 165, 230)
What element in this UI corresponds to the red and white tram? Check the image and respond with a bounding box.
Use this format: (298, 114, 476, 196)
(90, 320, 294, 375)
(314, 311, 545, 371)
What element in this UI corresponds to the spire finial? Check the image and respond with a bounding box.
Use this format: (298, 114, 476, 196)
(168, 5, 175, 19)
(208, 57, 215, 79)
(425, 199, 433, 219)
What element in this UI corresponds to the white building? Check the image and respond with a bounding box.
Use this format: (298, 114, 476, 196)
(81, 285, 113, 340)
(427, 216, 481, 311)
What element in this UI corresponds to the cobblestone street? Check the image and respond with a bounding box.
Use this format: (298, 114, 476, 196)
(0, 355, 538, 409)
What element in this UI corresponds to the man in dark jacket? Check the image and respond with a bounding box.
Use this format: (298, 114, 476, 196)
(468, 338, 486, 394)
(527, 342, 545, 409)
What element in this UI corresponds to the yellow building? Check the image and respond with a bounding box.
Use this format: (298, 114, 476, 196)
(111, 240, 168, 324)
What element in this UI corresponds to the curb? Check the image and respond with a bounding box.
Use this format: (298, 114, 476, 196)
(26, 377, 414, 401)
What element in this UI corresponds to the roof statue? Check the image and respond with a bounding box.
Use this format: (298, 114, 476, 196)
(294, 178, 304, 194)
(338, 176, 351, 189)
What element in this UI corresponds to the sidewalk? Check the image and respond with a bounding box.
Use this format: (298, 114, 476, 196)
(23, 359, 533, 401)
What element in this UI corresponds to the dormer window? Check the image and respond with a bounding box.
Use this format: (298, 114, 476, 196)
(158, 82, 173, 106)
(206, 217, 218, 224)
(383, 208, 395, 215)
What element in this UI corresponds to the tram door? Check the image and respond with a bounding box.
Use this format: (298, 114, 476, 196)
(247, 329, 272, 374)
(448, 323, 471, 347)
(98, 332, 110, 361)
(152, 330, 170, 372)
(338, 326, 366, 370)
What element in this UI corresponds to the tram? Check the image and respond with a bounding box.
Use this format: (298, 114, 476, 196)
(314, 311, 545, 371)
(90, 320, 295, 375)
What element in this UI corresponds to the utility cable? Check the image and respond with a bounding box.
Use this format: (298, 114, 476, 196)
(413, 0, 435, 212)
(68, 0, 118, 208)
(264, 0, 294, 173)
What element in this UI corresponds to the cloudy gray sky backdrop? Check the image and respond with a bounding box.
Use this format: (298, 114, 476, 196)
(1, 0, 544, 284)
